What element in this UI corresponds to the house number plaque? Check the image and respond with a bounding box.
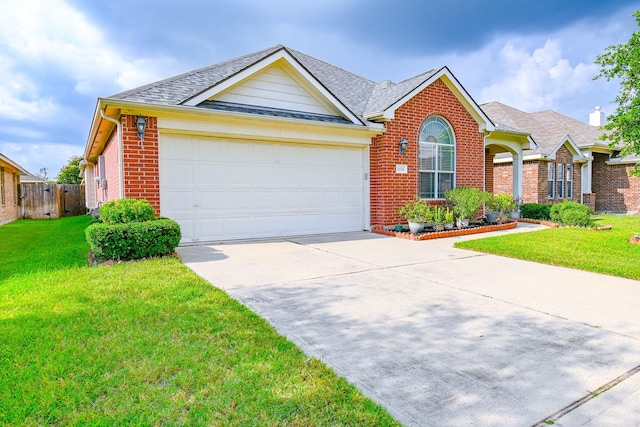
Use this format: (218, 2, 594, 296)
(395, 164, 408, 174)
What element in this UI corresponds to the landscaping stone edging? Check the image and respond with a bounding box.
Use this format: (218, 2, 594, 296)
(516, 218, 612, 230)
(372, 220, 518, 241)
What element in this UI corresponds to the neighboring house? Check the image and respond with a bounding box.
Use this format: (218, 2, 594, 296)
(0, 153, 29, 226)
(19, 173, 46, 184)
(82, 45, 531, 243)
(483, 102, 640, 213)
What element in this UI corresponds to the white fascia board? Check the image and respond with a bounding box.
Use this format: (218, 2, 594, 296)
(379, 66, 495, 132)
(494, 154, 545, 164)
(606, 157, 640, 165)
(182, 50, 362, 125)
(0, 153, 29, 174)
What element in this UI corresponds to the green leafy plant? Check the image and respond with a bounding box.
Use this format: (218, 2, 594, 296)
(99, 198, 155, 224)
(520, 203, 552, 220)
(445, 187, 489, 221)
(86, 218, 181, 261)
(396, 198, 434, 223)
(549, 201, 593, 227)
(433, 206, 446, 223)
(486, 193, 515, 215)
(444, 209, 454, 224)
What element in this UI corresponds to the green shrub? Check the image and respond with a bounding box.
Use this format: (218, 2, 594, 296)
(396, 198, 434, 222)
(549, 201, 593, 227)
(86, 218, 181, 261)
(520, 203, 551, 220)
(486, 193, 515, 214)
(99, 198, 155, 224)
(445, 187, 489, 220)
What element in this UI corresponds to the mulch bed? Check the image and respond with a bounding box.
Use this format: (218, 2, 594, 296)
(372, 220, 518, 241)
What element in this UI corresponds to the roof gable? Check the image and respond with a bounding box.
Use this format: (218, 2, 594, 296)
(183, 51, 361, 123)
(363, 67, 494, 131)
(482, 101, 608, 157)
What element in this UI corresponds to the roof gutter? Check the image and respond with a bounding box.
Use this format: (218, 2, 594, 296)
(99, 107, 125, 199)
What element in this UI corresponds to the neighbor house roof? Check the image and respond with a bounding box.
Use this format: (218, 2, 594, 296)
(481, 102, 609, 160)
(108, 45, 488, 128)
(0, 152, 29, 175)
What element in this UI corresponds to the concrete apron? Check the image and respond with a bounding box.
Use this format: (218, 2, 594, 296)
(178, 225, 640, 427)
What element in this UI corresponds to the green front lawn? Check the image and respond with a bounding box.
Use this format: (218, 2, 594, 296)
(0, 217, 399, 426)
(455, 214, 640, 280)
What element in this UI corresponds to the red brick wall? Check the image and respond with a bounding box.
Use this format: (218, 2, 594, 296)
(0, 165, 19, 225)
(485, 150, 494, 194)
(544, 146, 581, 205)
(95, 115, 160, 214)
(121, 115, 160, 214)
(493, 145, 582, 205)
(96, 131, 119, 204)
(592, 153, 640, 212)
(493, 162, 513, 195)
(370, 78, 485, 226)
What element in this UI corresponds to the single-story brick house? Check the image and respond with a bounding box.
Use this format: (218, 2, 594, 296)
(482, 102, 640, 213)
(0, 153, 29, 226)
(82, 45, 532, 243)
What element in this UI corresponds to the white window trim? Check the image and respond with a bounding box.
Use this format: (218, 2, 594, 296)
(548, 162, 555, 198)
(566, 164, 573, 199)
(419, 116, 456, 199)
(557, 163, 565, 198)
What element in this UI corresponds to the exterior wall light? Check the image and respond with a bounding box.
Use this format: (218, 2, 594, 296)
(399, 138, 409, 154)
(135, 115, 148, 142)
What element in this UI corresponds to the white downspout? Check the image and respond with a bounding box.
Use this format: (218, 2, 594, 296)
(99, 108, 125, 199)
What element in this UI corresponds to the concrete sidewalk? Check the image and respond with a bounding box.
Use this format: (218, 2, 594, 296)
(178, 225, 640, 426)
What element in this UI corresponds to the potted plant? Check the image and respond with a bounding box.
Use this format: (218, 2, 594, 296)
(445, 187, 489, 228)
(486, 193, 515, 224)
(509, 197, 523, 219)
(397, 198, 433, 234)
(444, 209, 455, 229)
(433, 206, 445, 231)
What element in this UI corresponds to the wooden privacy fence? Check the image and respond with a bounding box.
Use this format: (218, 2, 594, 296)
(20, 184, 86, 219)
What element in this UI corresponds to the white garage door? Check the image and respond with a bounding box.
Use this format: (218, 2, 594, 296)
(159, 135, 366, 242)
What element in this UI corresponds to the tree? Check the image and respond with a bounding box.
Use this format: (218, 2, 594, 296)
(594, 9, 640, 175)
(56, 155, 83, 184)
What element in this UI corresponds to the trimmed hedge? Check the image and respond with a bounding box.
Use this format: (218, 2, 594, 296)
(86, 218, 181, 261)
(550, 201, 593, 227)
(520, 203, 551, 220)
(99, 198, 155, 224)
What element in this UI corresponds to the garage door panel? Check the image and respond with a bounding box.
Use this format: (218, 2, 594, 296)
(253, 165, 279, 185)
(163, 160, 194, 185)
(195, 139, 224, 159)
(161, 136, 193, 160)
(225, 141, 252, 162)
(164, 191, 194, 212)
(194, 163, 224, 185)
(197, 191, 224, 211)
(160, 136, 365, 242)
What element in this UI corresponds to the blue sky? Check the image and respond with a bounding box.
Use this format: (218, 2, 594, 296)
(0, 0, 637, 178)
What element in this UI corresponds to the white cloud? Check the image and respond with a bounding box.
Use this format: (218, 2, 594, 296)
(478, 39, 599, 112)
(0, 0, 174, 122)
(1, 142, 81, 178)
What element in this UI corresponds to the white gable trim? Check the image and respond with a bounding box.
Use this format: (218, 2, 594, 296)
(182, 49, 362, 125)
(548, 135, 586, 161)
(365, 67, 495, 132)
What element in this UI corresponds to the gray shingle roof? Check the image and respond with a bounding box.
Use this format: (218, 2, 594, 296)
(107, 45, 444, 126)
(481, 101, 608, 157)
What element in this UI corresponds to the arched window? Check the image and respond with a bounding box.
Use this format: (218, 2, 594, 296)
(419, 117, 455, 199)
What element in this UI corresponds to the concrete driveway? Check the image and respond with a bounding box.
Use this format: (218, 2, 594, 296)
(178, 224, 640, 426)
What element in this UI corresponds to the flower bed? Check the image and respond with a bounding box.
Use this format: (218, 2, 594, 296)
(517, 218, 612, 230)
(372, 220, 517, 241)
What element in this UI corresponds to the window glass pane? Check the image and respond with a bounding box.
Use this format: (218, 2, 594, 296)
(419, 142, 436, 171)
(437, 173, 454, 198)
(438, 145, 454, 171)
(420, 172, 434, 199)
(419, 117, 453, 145)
